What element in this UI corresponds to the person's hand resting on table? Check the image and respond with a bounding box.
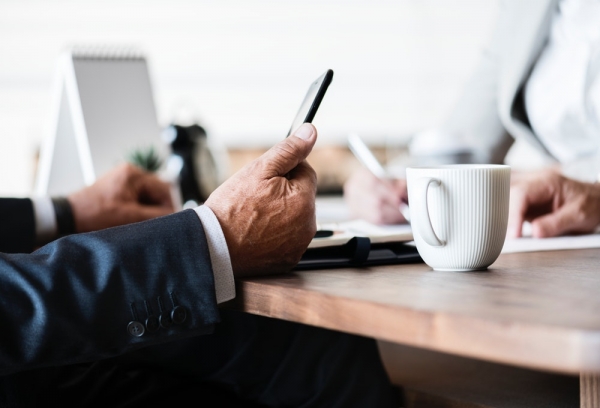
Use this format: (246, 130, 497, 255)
(508, 169, 600, 238)
(205, 123, 318, 277)
(343, 167, 408, 225)
(68, 163, 175, 233)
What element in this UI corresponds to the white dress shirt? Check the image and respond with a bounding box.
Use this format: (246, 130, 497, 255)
(30, 197, 235, 304)
(525, 0, 600, 181)
(193, 205, 236, 304)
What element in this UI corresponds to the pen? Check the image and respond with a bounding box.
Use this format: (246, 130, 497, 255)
(347, 133, 411, 222)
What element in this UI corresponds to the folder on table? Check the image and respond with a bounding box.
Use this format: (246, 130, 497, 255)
(296, 220, 422, 270)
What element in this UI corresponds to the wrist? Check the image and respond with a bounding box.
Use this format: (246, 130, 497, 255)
(51, 197, 76, 236)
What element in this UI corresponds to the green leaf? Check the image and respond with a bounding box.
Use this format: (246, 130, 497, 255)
(128, 146, 163, 173)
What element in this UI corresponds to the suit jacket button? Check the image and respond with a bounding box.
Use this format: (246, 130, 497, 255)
(171, 305, 187, 324)
(159, 313, 173, 329)
(127, 321, 145, 337)
(145, 316, 160, 333)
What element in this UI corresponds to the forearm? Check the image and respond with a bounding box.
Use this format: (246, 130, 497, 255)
(0, 210, 220, 375)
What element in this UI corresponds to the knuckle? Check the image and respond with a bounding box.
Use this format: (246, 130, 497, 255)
(307, 165, 317, 183)
(573, 208, 587, 224)
(273, 139, 304, 162)
(375, 199, 387, 214)
(121, 163, 138, 178)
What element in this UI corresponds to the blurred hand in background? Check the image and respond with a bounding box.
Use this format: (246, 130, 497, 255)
(508, 169, 600, 238)
(343, 167, 408, 225)
(68, 163, 174, 233)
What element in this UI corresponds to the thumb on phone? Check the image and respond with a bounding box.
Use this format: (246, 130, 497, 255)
(259, 123, 317, 178)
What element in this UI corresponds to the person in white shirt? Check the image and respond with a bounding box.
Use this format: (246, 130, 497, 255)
(344, 0, 600, 238)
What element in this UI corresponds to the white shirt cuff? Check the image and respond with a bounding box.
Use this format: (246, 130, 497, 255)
(193, 205, 236, 304)
(30, 196, 57, 245)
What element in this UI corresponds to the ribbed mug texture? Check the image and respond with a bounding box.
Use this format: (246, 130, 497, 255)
(406, 165, 510, 271)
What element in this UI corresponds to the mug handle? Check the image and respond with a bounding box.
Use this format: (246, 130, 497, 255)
(413, 177, 445, 247)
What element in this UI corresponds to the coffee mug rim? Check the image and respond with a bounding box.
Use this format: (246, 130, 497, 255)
(406, 164, 510, 170)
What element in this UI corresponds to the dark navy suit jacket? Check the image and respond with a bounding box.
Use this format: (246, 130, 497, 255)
(0, 200, 401, 408)
(0, 198, 220, 376)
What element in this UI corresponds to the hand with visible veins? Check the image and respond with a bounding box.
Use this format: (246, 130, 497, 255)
(205, 123, 318, 277)
(508, 169, 600, 238)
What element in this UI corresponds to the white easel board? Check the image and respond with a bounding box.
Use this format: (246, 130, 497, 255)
(36, 47, 166, 196)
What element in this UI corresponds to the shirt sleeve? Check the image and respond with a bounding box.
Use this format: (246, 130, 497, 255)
(193, 205, 236, 304)
(30, 196, 58, 245)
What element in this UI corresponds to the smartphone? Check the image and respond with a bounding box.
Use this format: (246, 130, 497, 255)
(286, 69, 334, 137)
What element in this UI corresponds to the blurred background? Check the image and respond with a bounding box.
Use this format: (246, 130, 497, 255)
(0, 0, 500, 196)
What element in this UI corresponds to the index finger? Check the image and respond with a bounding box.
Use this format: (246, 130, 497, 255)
(508, 177, 556, 238)
(507, 187, 527, 238)
(287, 160, 318, 195)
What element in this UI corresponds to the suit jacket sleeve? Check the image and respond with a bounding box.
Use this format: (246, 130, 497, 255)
(0, 198, 35, 254)
(0, 209, 221, 375)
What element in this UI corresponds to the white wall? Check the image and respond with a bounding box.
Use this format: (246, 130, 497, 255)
(0, 0, 500, 196)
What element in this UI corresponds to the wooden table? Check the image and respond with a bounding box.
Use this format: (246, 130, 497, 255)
(228, 248, 600, 407)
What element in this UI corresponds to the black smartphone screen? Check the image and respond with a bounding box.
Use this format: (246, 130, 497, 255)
(286, 69, 333, 137)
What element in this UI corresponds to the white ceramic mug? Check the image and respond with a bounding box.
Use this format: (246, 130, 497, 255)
(406, 164, 510, 271)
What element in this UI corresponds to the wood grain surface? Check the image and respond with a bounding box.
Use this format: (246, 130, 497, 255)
(226, 248, 600, 374)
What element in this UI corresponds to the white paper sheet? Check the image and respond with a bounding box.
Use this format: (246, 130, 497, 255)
(501, 234, 600, 253)
(311, 219, 413, 249)
(314, 197, 600, 254)
(501, 221, 600, 253)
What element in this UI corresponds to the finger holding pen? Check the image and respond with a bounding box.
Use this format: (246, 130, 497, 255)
(344, 167, 408, 225)
(344, 134, 409, 225)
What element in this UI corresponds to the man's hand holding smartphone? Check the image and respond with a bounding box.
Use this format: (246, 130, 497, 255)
(204, 69, 334, 275)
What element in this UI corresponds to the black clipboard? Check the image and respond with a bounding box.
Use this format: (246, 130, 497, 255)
(295, 237, 422, 271)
